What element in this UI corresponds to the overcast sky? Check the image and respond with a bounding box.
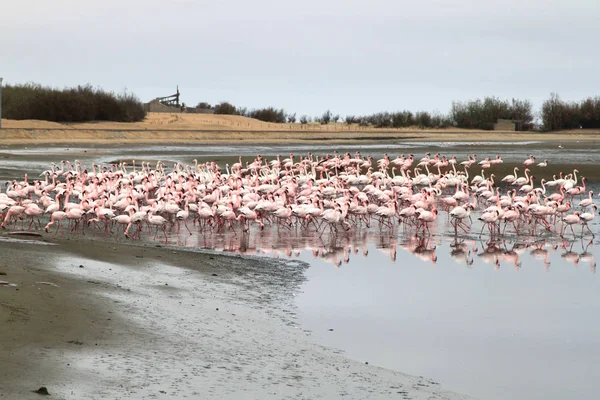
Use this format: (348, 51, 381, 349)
(2, 0, 599, 116)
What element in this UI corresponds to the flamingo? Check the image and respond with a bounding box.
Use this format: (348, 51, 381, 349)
(561, 212, 581, 237)
(112, 213, 132, 238)
(478, 210, 500, 237)
(449, 203, 474, 234)
(512, 168, 530, 186)
(1, 205, 25, 229)
(523, 155, 536, 166)
(147, 210, 169, 241)
(24, 203, 44, 230)
(176, 200, 192, 234)
(416, 208, 437, 234)
(45, 210, 68, 233)
(577, 191, 594, 209)
(519, 175, 535, 194)
(501, 167, 519, 185)
(579, 205, 597, 237)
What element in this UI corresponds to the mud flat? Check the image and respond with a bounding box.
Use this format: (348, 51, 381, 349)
(0, 128, 599, 146)
(0, 235, 472, 400)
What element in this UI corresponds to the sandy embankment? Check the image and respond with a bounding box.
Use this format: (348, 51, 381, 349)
(1, 113, 599, 145)
(0, 235, 473, 400)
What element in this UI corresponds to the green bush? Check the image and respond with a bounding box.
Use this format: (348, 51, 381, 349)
(212, 101, 238, 115)
(247, 107, 287, 123)
(541, 93, 600, 130)
(450, 97, 534, 130)
(1, 83, 146, 122)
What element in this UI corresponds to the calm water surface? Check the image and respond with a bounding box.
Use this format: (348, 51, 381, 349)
(3, 141, 600, 400)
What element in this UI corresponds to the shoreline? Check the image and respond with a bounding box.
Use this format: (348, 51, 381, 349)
(0, 128, 599, 145)
(0, 234, 472, 399)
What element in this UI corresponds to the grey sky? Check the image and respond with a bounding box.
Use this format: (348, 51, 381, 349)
(2, 0, 599, 117)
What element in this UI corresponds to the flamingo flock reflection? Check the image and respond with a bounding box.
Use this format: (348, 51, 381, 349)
(0, 152, 598, 269)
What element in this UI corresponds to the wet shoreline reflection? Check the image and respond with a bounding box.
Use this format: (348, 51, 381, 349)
(153, 217, 597, 273)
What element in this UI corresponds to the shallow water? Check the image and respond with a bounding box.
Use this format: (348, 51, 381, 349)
(297, 237, 600, 400)
(4, 142, 600, 400)
(2, 140, 600, 181)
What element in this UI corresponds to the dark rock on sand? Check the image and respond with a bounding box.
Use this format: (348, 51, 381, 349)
(8, 231, 43, 237)
(33, 386, 50, 395)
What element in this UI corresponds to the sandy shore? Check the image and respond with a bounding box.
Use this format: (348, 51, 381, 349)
(0, 234, 473, 400)
(1, 113, 599, 145)
(0, 128, 598, 146)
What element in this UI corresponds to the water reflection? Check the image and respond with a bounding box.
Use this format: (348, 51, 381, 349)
(151, 217, 598, 274)
(295, 232, 600, 400)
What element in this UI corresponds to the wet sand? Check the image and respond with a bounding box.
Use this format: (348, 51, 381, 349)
(0, 128, 598, 146)
(0, 234, 472, 400)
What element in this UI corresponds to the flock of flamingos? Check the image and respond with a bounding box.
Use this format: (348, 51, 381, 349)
(0, 152, 597, 248)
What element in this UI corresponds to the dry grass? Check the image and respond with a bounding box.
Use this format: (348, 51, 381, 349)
(0, 112, 478, 132)
(1, 113, 600, 144)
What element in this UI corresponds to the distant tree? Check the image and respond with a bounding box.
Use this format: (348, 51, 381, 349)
(450, 96, 531, 130)
(196, 102, 212, 109)
(540, 93, 600, 131)
(345, 115, 356, 125)
(332, 114, 340, 123)
(319, 110, 332, 125)
(213, 101, 237, 115)
(287, 113, 297, 123)
(541, 93, 562, 131)
(509, 99, 534, 130)
(237, 107, 248, 117)
(247, 107, 287, 123)
(430, 112, 452, 128)
(1, 82, 146, 123)
(300, 115, 310, 124)
(415, 111, 432, 128)
(353, 116, 370, 127)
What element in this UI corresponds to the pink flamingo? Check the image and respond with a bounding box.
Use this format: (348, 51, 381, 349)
(45, 210, 68, 234)
(1, 205, 25, 229)
(577, 190, 594, 209)
(24, 203, 44, 230)
(416, 208, 438, 234)
(147, 210, 169, 241)
(112, 212, 132, 238)
(561, 212, 581, 237)
(523, 155, 536, 166)
(176, 200, 192, 235)
(478, 210, 500, 237)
